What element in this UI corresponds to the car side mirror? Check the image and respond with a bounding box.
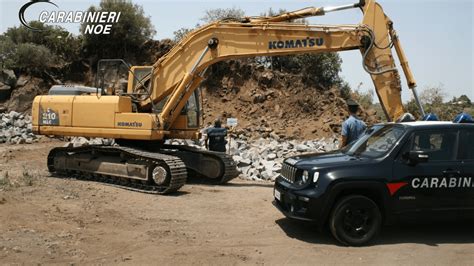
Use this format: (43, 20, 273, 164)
(404, 150, 429, 164)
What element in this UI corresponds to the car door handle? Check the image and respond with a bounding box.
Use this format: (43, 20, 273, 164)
(442, 169, 461, 175)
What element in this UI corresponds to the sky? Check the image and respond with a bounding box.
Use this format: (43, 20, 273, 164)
(0, 0, 473, 103)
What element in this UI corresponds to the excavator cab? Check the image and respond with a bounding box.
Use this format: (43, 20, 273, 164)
(93, 61, 203, 137)
(127, 65, 202, 137)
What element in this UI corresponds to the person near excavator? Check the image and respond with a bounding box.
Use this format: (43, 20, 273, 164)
(340, 99, 367, 148)
(205, 118, 228, 152)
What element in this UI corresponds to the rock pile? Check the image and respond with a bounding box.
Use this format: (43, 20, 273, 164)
(66, 136, 115, 147)
(0, 111, 38, 144)
(229, 137, 338, 181)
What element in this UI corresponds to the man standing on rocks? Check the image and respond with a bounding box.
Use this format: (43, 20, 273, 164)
(340, 99, 366, 148)
(205, 118, 228, 152)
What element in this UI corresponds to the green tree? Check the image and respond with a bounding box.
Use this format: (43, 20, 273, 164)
(406, 85, 463, 121)
(0, 41, 55, 72)
(457, 95, 472, 105)
(81, 0, 155, 66)
(2, 21, 81, 63)
(419, 85, 445, 105)
(0, 37, 16, 69)
(0, 24, 59, 72)
(450, 94, 472, 107)
(299, 53, 343, 88)
(201, 7, 245, 23)
(173, 28, 193, 42)
(173, 8, 244, 42)
(259, 8, 343, 89)
(13, 43, 55, 70)
(352, 88, 374, 110)
(266, 52, 343, 89)
(339, 81, 352, 100)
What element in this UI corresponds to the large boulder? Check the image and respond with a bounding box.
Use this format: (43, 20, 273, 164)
(0, 69, 16, 101)
(6, 77, 45, 112)
(0, 82, 11, 101)
(0, 69, 17, 87)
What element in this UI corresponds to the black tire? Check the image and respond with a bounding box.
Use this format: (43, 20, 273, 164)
(329, 195, 381, 246)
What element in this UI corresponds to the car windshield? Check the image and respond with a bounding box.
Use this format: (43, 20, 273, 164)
(342, 124, 406, 158)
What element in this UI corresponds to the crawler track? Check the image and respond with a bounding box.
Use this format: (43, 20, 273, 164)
(162, 144, 240, 184)
(47, 146, 187, 194)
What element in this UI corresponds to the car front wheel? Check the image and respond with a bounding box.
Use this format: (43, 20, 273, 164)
(329, 195, 382, 246)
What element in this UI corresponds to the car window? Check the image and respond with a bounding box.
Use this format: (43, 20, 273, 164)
(344, 125, 405, 158)
(411, 130, 457, 161)
(463, 130, 474, 160)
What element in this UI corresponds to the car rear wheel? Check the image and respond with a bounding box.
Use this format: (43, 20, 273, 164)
(329, 195, 381, 246)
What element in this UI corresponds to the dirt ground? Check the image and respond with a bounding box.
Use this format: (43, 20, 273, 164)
(0, 141, 473, 265)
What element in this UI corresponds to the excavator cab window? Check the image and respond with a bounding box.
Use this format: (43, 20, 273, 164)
(154, 96, 168, 113)
(154, 91, 200, 128)
(95, 59, 153, 97)
(96, 60, 130, 95)
(129, 66, 153, 94)
(183, 90, 200, 128)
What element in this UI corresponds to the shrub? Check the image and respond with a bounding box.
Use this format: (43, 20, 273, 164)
(13, 43, 55, 71)
(81, 0, 155, 65)
(3, 21, 81, 62)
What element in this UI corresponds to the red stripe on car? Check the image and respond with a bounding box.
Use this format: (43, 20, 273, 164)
(386, 182, 408, 196)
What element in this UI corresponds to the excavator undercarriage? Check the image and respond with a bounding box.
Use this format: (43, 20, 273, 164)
(48, 145, 187, 194)
(48, 144, 239, 193)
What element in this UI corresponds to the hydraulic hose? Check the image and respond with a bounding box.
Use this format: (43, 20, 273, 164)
(360, 28, 397, 76)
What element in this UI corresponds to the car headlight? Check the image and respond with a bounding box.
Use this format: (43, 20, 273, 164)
(313, 171, 320, 183)
(302, 170, 309, 183)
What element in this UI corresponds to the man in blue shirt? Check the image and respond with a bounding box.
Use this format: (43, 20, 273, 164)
(340, 99, 367, 148)
(205, 119, 228, 152)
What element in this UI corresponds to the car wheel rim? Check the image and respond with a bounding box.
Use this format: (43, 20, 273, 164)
(342, 205, 372, 238)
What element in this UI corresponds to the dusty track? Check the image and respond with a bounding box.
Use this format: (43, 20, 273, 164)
(0, 141, 473, 265)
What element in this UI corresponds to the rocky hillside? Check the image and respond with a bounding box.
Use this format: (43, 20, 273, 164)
(201, 61, 380, 140)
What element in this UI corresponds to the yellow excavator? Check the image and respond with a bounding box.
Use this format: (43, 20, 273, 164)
(32, 0, 423, 194)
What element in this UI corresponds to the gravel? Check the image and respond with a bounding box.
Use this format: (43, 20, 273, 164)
(231, 137, 338, 181)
